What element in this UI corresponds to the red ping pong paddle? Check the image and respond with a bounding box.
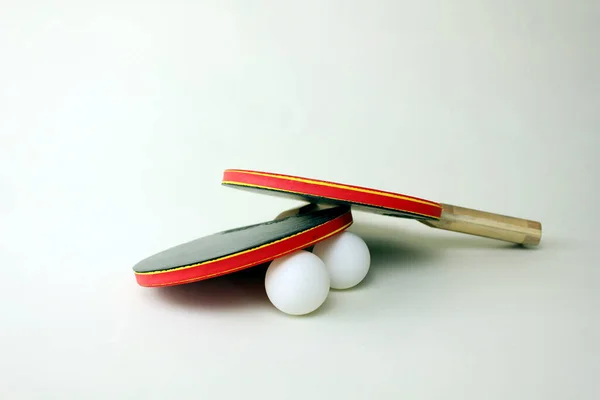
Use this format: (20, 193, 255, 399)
(133, 205, 352, 287)
(222, 169, 542, 246)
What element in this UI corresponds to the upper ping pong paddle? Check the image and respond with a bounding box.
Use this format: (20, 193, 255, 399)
(133, 205, 352, 287)
(222, 169, 542, 246)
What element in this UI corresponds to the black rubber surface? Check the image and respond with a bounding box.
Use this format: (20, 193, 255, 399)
(133, 206, 350, 273)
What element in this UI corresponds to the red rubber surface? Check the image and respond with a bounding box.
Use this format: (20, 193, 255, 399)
(222, 169, 442, 220)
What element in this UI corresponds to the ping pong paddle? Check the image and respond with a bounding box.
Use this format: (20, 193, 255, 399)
(222, 169, 542, 246)
(133, 205, 353, 287)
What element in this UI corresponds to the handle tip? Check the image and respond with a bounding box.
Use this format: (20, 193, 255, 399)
(521, 220, 542, 246)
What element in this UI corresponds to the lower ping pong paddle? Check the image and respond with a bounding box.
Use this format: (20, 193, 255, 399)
(133, 205, 353, 287)
(222, 169, 542, 246)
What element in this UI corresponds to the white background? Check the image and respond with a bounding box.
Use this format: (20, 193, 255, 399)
(1, 1, 598, 399)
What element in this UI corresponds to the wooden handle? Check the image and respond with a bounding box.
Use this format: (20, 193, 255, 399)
(419, 203, 542, 246)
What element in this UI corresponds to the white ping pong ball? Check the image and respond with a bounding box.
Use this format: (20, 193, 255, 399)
(312, 231, 371, 290)
(265, 250, 330, 315)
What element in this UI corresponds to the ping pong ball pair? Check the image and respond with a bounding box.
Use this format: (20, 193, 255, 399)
(265, 232, 371, 315)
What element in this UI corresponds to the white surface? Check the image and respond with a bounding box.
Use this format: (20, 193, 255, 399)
(1, 1, 598, 399)
(313, 231, 371, 289)
(265, 250, 330, 315)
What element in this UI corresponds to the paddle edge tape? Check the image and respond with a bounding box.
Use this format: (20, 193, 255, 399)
(134, 207, 353, 287)
(222, 169, 443, 220)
